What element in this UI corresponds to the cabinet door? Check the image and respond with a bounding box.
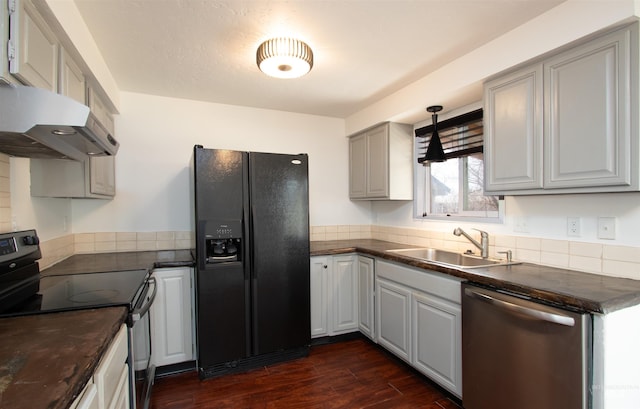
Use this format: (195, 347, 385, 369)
(151, 268, 194, 367)
(544, 27, 632, 189)
(69, 381, 99, 409)
(358, 256, 375, 340)
(9, 0, 58, 91)
(59, 48, 85, 104)
(484, 64, 543, 192)
(107, 364, 130, 409)
(0, 1, 7, 80)
(90, 156, 116, 197)
(332, 255, 358, 333)
(349, 133, 367, 198)
(376, 278, 411, 363)
(87, 85, 115, 135)
(310, 256, 330, 337)
(412, 292, 462, 397)
(366, 124, 389, 197)
(94, 325, 128, 409)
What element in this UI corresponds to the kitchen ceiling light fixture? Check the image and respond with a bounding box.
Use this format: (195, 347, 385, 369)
(256, 38, 313, 79)
(419, 105, 447, 163)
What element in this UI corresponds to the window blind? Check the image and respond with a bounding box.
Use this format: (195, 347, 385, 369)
(415, 108, 483, 162)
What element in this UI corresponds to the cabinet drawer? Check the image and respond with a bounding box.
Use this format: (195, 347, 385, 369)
(377, 260, 462, 303)
(108, 363, 130, 409)
(94, 325, 128, 409)
(70, 380, 99, 409)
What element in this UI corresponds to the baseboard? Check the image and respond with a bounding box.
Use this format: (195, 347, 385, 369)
(198, 346, 310, 380)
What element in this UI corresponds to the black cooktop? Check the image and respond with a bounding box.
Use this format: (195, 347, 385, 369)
(2, 269, 149, 317)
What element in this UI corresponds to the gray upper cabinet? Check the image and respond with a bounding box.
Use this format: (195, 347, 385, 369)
(6, 0, 117, 199)
(484, 64, 543, 191)
(87, 85, 115, 136)
(30, 156, 116, 199)
(9, 0, 58, 91)
(484, 22, 638, 195)
(349, 122, 413, 200)
(544, 27, 632, 189)
(59, 48, 85, 104)
(1, 1, 9, 82)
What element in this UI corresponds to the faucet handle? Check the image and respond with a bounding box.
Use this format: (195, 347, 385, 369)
(473, 228, 489, 238)
(497, 250, 513, 262)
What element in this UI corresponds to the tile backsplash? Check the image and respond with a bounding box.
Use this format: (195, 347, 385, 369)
(311, 224, 640, 281)
(39, 231, 194, 269)
(24, 222, 640, 280)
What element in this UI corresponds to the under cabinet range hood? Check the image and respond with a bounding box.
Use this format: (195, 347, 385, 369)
(0, 84, 119, 161)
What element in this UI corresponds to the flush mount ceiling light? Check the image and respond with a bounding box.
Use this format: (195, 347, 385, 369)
(256, 38, 313, 79)
(419, 105, 447, 163)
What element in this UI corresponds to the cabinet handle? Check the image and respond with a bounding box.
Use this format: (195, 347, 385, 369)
(323, 265, 328, 269)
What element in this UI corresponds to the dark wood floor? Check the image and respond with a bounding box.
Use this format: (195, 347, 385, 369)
(151, 338, 463, 408)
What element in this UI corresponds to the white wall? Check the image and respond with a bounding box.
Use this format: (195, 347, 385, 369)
(10, 157, 71, 238)
(345, 0, 640, 133)
(69, 92, 372, 234)
(11, 0, 640, 247)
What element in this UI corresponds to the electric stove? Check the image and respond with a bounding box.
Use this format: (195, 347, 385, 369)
(2, 269, 149, 317)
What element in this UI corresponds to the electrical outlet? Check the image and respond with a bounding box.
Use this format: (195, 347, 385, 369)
(567, 217, 581, 237)
(597, 217, 616, 240)
(514, 217, 529, 233)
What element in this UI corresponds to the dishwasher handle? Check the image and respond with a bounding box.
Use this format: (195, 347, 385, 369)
(464, 287, 575, 327)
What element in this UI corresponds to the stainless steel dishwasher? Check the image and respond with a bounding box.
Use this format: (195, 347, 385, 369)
(462, 283, 591, 409)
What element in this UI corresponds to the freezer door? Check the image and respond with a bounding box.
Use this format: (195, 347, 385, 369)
(249, 152, 311, 355)
(193, 148, 246, 223)
(193, 147, 251, 370)
(196, 262, 250, 368)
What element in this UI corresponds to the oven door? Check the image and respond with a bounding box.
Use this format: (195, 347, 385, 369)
(129, 276, 157, 409)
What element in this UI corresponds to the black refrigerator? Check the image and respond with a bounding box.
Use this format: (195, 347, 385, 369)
(191, 145, 311, 379)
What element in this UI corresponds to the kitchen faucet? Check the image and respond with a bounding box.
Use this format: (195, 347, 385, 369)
(453, 227, 489, 258)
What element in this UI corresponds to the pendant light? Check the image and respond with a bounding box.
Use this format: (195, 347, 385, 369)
(418, 105, 446, 163)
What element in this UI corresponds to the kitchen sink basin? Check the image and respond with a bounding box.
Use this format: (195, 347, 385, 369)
(386, 248, 519, 268)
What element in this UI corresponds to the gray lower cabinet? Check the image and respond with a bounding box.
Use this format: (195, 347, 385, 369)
(70, 324, 129, 409)
(357, 255, 375, 340)
(150, 267, 195, 368)
(375, 259, 463, 397)
(484, 22, 638, 195)
(376, 277, 412, 362)
(310, 255, 359, 338)
(412, 291, 461, 397)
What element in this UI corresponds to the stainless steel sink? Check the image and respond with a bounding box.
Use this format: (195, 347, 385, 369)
(386, 248, 519, 268)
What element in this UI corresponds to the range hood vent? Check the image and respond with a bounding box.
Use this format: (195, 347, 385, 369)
(0, 84, 119, 161)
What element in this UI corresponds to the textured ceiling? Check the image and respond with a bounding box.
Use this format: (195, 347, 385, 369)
(73, 0, 565, 119)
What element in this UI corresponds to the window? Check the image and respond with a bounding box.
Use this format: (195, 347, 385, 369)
(414, 108, 503, 222)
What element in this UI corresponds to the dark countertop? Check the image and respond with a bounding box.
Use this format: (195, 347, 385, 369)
(311, 239, 640, 314)
(42, 249, 195, 276)
(0, 250, 194, 408)
(0, 307, 128, 409)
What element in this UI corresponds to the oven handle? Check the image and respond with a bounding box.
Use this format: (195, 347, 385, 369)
(130, 276, 157, 323)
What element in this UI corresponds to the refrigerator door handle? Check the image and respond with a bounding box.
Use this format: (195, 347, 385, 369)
(464, 288, 575, 327)
(248, 207, 255, 280)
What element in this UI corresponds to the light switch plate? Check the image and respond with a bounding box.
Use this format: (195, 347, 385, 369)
(597, 217, 616, 240)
